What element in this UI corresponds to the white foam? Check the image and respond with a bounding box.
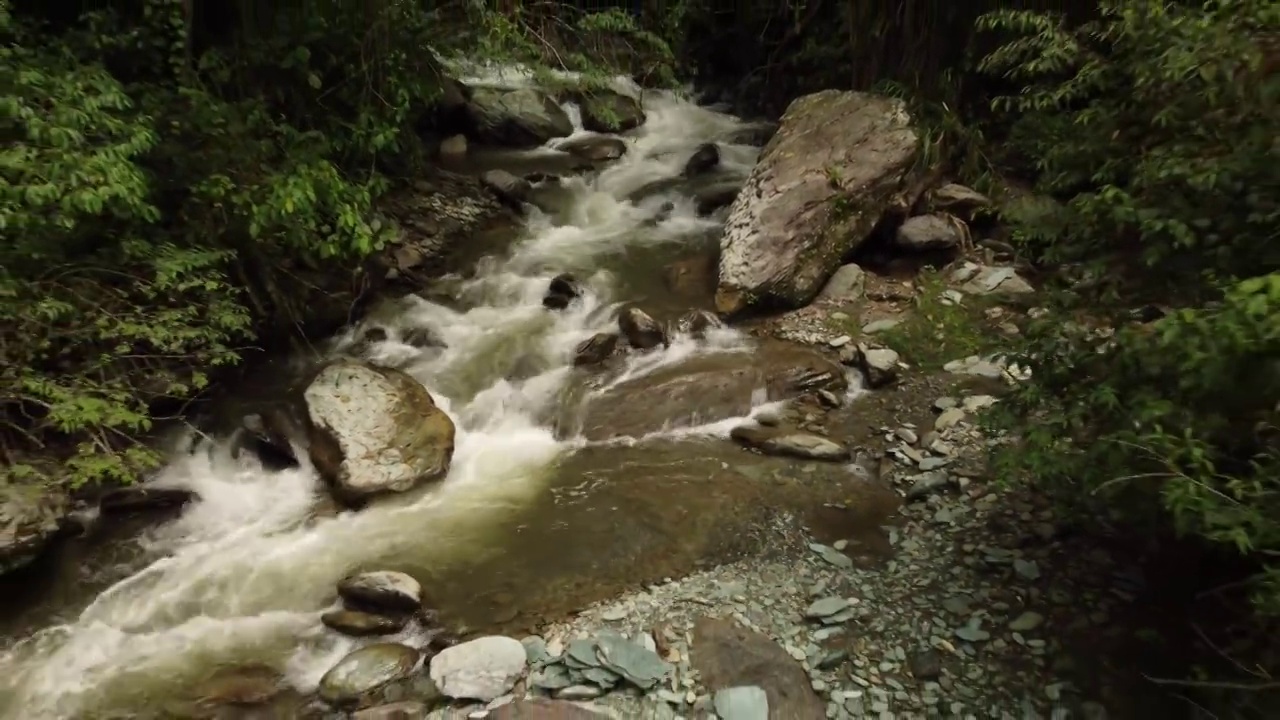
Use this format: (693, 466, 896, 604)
(0, 81, 773, 720)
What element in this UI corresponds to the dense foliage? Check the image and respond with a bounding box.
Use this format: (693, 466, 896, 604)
(974, 0, 1279, 665)
(0, 0, 670, 490)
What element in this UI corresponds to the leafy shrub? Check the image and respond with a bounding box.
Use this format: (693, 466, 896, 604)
(974, 0, 1280, 617)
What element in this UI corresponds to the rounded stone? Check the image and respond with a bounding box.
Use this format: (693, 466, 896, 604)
(318, 643, 421, 706)
(338, 570, 423, 613)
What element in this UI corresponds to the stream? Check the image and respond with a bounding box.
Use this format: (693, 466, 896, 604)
(0, 73, 885, 719)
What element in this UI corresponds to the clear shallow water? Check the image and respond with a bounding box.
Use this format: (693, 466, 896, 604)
(0, 73, 867, 720)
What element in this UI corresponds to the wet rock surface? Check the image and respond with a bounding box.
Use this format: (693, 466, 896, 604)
(716, 90, 920, 316)
(466, 87, 574, 148)
(303, 360, 456, 503)
(318, 643, 421, 706)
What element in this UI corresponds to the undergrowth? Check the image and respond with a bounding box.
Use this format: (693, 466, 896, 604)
(0, 0, 676, 492)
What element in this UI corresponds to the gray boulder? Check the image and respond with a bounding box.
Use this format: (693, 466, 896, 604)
(715, 90, 920, 316)
(895, 214, 965, 251)
(428, 635, 528, 702)
(467, 87, 573, 148)
(303, 360, 456, 503)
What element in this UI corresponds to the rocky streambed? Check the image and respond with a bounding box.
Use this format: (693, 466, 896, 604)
(0, 72, 1172, 720)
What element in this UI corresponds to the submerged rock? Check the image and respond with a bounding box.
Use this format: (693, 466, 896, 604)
(428, 635, 528, 702)
(195, 664, 286, 707)
(729, 425, 850, 462)
(466, 87, 573, 148)
(303, 360, 456, 503)
(715, 90, 920, 316)
(318, 643, 420, 706)
(618, 307, 667, 350)
(322, 609, 409, 637)
(338, 570, 424, 613)
(352, 700, 429, 720)
(566, 340, 845, 441)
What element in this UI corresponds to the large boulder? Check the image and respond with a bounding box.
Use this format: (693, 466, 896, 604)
(715, 90, 920, 316)
(466, 87, 574, 148)
(303, 360, 456, 503)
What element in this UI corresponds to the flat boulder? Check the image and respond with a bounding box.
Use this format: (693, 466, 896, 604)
(303, 360, 456, 503)
(467, 87, 574, 148)
(716, 90, 920, 316)
(729, 426, 850, 462)
(563, 340, 847, 441)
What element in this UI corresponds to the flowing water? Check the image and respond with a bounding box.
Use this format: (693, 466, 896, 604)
(0, 74, 887, 719)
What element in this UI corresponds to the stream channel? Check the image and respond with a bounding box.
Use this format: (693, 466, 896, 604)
(0, 71, 892, 719)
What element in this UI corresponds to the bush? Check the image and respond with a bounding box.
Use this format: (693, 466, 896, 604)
(974, 0, 1280, 616)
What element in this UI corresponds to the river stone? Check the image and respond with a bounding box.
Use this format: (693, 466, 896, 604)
(730, 426, 850, 462)
(338, 571, 423, 613)
(196, 664, 285, 706)
(322, 609, 409, 637)
(466, 87, 573, 148)
(818, 263, 866, 302)
(684, 142, 721, 177)
(559, 135, 628, 162)
(565, 340, 846, 441)
(928, 183, 992, 220)
(856, 344, 900, 388)
(481, 169, 533, 208)
(895, 214, 964, 250)
(303, 360, 456, 502)
(0, 482, 67, 574)
(618, 307, 667, 350)
(319, 643, 420, 706)
(428, 635, 528, 702)
(692, 616, 826, 719)
(573, 333, 619, 367)
(714, 686, 770, 720)
(804, 597, 850, 619)
(715, 90, 919, 317)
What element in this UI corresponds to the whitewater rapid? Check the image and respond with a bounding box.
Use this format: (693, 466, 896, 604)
(0, 73, 780, 719)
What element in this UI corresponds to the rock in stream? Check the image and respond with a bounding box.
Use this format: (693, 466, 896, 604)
(302, 360, 456, 503)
